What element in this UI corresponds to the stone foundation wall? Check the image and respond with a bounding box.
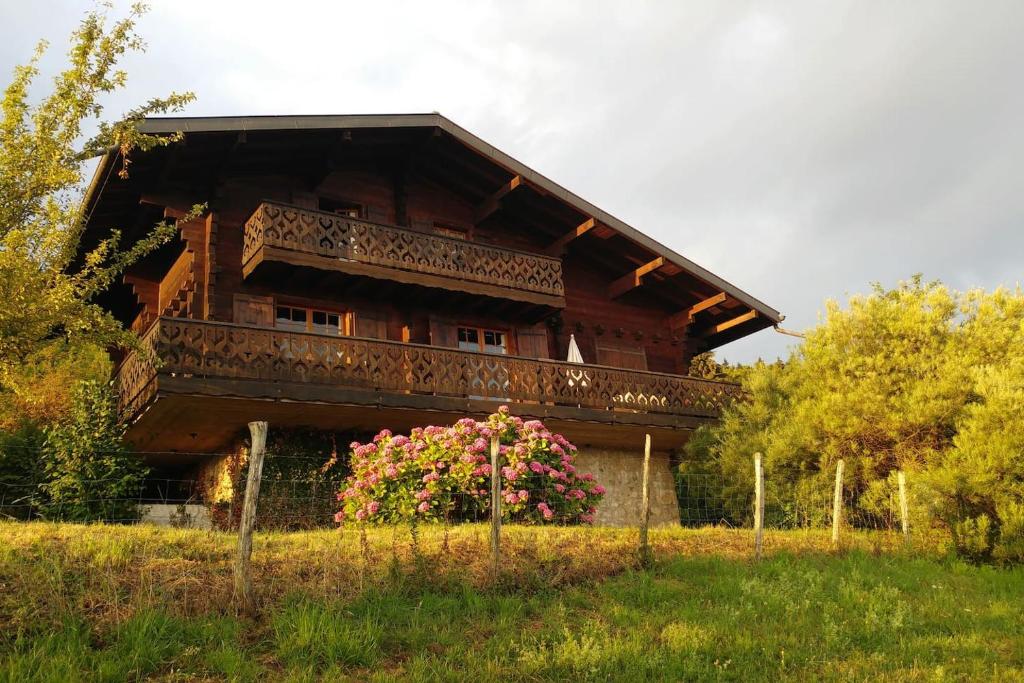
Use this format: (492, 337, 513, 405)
(574, 448, 680, 527)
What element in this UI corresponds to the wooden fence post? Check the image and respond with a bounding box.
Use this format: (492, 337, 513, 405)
(832, 459, 845, 547)
(639, 434, 652, 567)
(489, 434, 501, 581)
(897, 470, 910, 545)
(234, 420, 267, 616)
(753, 452, 764, 560)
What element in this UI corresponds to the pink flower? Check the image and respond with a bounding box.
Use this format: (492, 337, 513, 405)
(554, 483, 565, 493)
(517, 489, 528, 502)
(422, 472, 440, 483)
(334, 510, 345, 523)
(537, 502, 554, 520)
(367, 501, 380, 515)
(529, 461, 545, 474)
(415, 489, 432, 501)
(355, 509, 367, 521)
(592, 485, 606, 495)
(417, 501, 430, 513)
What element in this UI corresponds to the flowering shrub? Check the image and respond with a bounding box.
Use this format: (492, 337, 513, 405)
(337, 407, 605, 524)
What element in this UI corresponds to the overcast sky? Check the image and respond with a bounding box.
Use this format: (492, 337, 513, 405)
(3, 1, 1022, 363)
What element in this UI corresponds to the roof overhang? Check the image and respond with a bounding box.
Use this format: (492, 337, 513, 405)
(83, 113, 783, 348)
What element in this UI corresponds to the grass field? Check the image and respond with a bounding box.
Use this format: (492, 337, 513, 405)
(1, 521, 1022, 681)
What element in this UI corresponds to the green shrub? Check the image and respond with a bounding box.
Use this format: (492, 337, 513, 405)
(0, 423, 46, 519)
(40, 380, 147, 522)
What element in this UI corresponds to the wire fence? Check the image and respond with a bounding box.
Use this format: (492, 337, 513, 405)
(1, 435, 943, 614)
(1, 453, 922, 533)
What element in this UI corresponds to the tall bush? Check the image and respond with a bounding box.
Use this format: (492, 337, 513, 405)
(337, 407, 604, 524)
(41, 380, 148, 522)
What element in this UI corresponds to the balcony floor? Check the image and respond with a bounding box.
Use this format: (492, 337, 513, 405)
(126, 376, 706, 458)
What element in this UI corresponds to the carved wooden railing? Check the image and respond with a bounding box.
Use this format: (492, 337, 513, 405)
(116, 318, 742, 420)
(115, 323, 161, 418)
(242, 201, 565, 298)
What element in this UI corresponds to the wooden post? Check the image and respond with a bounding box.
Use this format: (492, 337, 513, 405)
(832, 459, 845, 547)
(489, 435, 501, 581)
(234, 421, 267, 615)
(753, 452, 764, 560)
(639, 434, 652, 567)
(897, 470, 909, 545)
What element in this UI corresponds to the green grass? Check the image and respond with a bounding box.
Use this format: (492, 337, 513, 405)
(1, 522, 1021, 681)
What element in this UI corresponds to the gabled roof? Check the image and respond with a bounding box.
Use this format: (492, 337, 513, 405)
(84, 112, 782, 348)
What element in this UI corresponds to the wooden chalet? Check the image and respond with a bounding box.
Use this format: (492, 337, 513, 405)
(82, 113, 782, 525)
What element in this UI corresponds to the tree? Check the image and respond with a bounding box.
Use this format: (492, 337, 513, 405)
(0, 3, 197, 413)
(691, 277, 1024, 549)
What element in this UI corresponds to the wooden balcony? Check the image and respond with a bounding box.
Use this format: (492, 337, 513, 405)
(241, 202, 566, 308)
(116, 318, 742, 434)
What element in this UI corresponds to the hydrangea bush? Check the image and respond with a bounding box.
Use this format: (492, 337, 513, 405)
(337, 407, 605, 524)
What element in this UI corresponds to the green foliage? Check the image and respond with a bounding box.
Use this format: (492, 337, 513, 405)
(693, 277, 1024, 559)
(920, 354, 1024, 562)
(0, 340, 109, 431)
(227, 428, 354, 530)
(0, 424, 46, 520)
(0, 3, 197, 411)
(40, 380, 147, 522)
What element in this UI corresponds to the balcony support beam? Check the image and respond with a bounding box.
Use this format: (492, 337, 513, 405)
(474, 175, 523, 223)
(608, 257, 665, 299)
(544, 217, 595, 255)
(667, 291, 728, 330)
(700, 309, 758, 337)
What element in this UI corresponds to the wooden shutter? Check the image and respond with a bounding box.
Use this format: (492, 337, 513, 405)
(355, 309, 388, 339)
(516, 324, 550, 359)
(596, 342, 647, 371)
(233, 294, 274, 327)
(429, 315, 459, 348)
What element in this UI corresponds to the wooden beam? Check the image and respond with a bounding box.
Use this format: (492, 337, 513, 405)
(667, 292, 728, 329)
(607, 257, 665, 299)
(703, 309, 757, 336)
(474, 175, 522, 223)
(544, 217, 595, 255)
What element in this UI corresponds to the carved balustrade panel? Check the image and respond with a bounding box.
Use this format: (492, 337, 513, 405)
(243, 202, 564, 297)
(116, 319, 741, 420)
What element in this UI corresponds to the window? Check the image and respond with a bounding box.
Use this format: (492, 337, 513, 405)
(318, 197, 362, 218)
(276, 305, 351, 335)
(458, 326, 507, 355)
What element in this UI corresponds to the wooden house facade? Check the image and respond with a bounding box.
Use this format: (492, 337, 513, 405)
(82, 114, 782, 526)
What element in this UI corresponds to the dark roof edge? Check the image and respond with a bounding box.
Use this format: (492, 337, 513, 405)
(131, 113, 782, 323)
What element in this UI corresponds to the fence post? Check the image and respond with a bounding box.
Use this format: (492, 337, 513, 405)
(639, 433, 652, 567)
(234, 421, 267, 616)
(897, 470, 909, 545)
(489, 434, 501, 582)
(832, 459, 845, 547)
(753, 452, 764, 560)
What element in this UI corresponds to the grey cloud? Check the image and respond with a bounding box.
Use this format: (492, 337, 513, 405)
(2, 0, 1021, 363)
